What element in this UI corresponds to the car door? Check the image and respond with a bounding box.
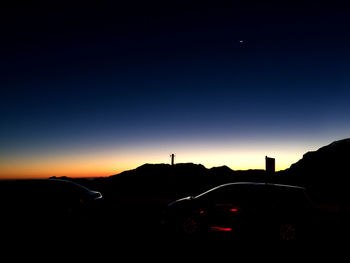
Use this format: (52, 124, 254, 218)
(197, 185, 248, 230)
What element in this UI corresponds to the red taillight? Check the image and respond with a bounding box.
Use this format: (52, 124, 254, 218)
(216, 204, 240, 213)
(210, 227, 233, 232)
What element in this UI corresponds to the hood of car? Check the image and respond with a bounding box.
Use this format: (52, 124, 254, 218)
(167, 196, 192, 207)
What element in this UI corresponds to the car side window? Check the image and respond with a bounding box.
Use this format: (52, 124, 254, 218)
(199, 185, 268, 208)
(198, 185, 241, 203)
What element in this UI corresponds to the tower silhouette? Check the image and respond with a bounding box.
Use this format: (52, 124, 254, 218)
(170, 154, 175, 166)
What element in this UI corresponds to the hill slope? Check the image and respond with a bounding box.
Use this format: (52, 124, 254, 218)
(109, 163, 266, 197)
(282, 138, 350, 201)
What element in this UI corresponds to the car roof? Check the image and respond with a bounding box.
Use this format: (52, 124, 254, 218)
(195, 182, 305, 199)
(217, 182, 305, 190)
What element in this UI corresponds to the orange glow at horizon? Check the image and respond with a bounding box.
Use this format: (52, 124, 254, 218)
(0, 141, 309, 179)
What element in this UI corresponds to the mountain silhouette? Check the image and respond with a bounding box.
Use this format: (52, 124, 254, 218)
(288, 138, 350, 175)
(281, 138, 350, 202)
(108, 163, 267, 198)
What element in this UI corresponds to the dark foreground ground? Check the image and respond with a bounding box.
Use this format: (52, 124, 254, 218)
(3, 193, 350, 256)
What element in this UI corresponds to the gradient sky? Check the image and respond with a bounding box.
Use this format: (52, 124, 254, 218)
(1, 1, 350, 178)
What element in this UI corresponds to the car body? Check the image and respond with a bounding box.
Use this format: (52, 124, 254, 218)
(0, 178, 102, 225)
(163, 182, 315, 241)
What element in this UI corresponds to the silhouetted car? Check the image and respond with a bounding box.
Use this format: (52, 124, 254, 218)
(163, 182, 315, 241)
(0, 179, 102, 225)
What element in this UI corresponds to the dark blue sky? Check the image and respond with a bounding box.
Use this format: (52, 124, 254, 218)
(2, 1, 350, 177)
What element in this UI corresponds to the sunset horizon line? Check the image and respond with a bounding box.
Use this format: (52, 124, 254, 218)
(2, 137, 349, 180)
(0, 161, 287, 180)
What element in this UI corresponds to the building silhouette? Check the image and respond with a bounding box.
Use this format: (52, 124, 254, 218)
(265, 156, 275, 174)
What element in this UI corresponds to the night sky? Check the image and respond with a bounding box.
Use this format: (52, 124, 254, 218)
(2, 1, 350, 178)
